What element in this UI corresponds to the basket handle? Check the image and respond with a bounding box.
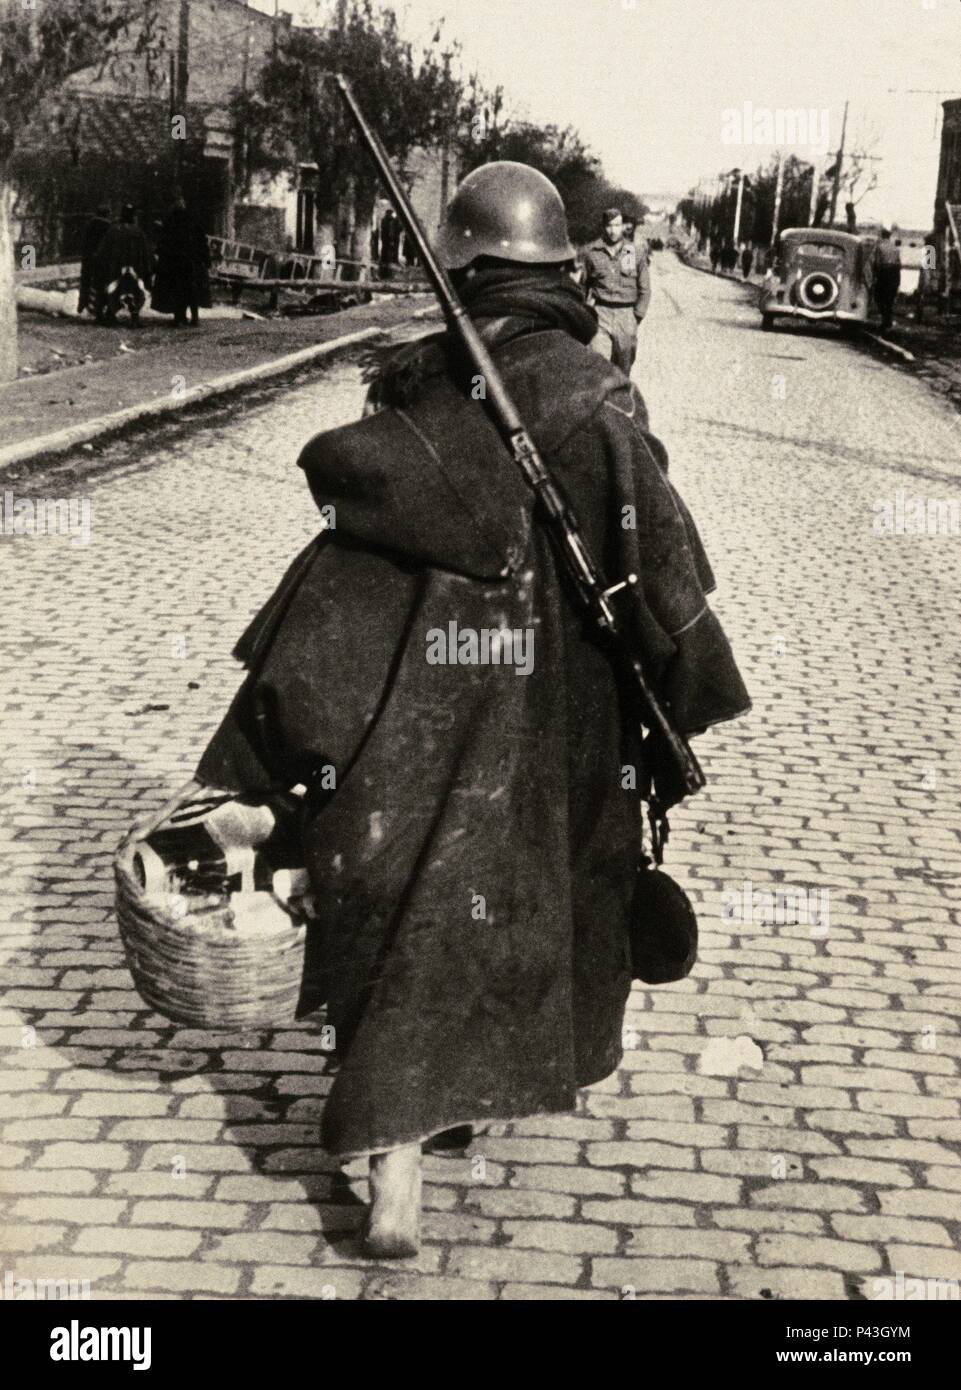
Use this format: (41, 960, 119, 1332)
(117, 777, 208, 859)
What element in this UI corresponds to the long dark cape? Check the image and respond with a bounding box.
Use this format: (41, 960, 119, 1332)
(94, 224, 153, 287)
(197, 277, 749, 1156)
(151, 210, 212, 314)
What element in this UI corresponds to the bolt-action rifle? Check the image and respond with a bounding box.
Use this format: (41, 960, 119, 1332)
(332, 75, 705, 825)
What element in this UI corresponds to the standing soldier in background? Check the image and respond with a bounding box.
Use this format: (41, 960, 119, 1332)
(873, 224, 902, 332)
(78, 204, 111, 317)
(92, 205, 153, 326)
(582, 207, 651, 374)
(152, 198, 212, 328)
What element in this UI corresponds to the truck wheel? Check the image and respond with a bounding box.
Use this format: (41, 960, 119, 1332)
(761, 314, 775, 332)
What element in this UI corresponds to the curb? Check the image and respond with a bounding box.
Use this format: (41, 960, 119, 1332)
(677, 249, 765, 290)
(862, 332, 917, 364)
(0, 323, 392, 472)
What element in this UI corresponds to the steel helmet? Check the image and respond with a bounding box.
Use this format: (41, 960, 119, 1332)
(437, 161, 576, 269)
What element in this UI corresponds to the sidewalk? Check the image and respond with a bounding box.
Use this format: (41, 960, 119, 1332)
(678, 245, 766, 292)
(0, 295, 435, 470)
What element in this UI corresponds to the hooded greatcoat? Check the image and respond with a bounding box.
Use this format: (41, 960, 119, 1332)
(93, 222, 153, 290)
(151, 207, 212, 317)
(197, 270, 750, 1158)
(78, 213, 111, 314)
(93, 222, 153, 320)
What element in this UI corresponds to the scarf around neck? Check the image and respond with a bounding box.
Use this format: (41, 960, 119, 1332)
(362, 266, 598, 410)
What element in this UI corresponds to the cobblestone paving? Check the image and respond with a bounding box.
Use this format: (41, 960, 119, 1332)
(1, 258, 959, 1301)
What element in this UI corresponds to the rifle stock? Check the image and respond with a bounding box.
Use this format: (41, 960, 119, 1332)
(332, 75, 705, 804)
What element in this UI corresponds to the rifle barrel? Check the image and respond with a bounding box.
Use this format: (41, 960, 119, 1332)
(332, 75, 704, 798)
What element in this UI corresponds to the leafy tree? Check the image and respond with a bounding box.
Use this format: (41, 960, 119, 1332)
(678, 155, 831, 253)
(458, 84, 647, 247)
(0, 0, 163, 380)
(234, 0, 463, 263)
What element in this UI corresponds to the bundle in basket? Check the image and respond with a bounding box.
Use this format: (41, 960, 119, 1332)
(114, 790, 323, 1029)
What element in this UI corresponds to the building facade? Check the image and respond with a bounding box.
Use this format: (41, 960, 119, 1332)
(15, 0, 291, 262)
(15, 0, 457, 269)
(933, 98, 961, 296)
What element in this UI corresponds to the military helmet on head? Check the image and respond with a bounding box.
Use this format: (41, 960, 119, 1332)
(438, 161, 576, 270)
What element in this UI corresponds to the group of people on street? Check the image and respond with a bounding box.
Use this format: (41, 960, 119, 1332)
(78, 198, 212, 327)
(709, 239, 755, 279)
(706, 221, 902, 330)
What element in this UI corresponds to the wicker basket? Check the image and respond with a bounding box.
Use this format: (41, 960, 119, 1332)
(115, 840, 321, 1029)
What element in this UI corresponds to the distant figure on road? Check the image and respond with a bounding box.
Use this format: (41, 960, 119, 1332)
(582, 207, 651, 374)
(377, 207, 401, 279)
(710, 240, 721, 274)
(93, 205, 153, 326)
(152, 199, 211, 328)
(873, 224, 902, 332)
(625, 216, 652, 267)
(741, 243, 754, 279)
(722, 242, 738, 276)
(622, 215, 643, 251)
(78, 204, 112, 316)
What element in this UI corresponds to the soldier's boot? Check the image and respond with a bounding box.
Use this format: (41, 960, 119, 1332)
(365, 1143, 422, 1259)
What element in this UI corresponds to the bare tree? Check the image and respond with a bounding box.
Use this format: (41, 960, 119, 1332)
(840, 123, 882, 210)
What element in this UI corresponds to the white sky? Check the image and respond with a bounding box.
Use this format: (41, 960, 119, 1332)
(253, 0, 961, 227)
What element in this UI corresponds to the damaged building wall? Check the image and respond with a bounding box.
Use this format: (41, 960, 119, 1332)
(14, 0, 290, 263)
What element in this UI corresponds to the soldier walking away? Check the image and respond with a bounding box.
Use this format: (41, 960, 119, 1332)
(192, 160, 750, 1259)
(582, 207, 651, 374)
(740, 243, 754, 280)
(873, 224, 902, 332)
(78, 204, 111, 316)
(710, 239, 722, 275)
(93, 205, 153, 325)
(152, 198, 212, 327)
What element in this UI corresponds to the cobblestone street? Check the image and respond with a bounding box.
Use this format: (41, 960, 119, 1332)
(2, 255, 959, 1301)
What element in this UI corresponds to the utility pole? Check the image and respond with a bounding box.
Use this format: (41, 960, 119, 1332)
(176, 0, 190, 112)
(241, 0, 250, 96)
(732, 169, 745, 245)
(770, 152, 784, 249)
(828, 99, 849, 227)
(238, 0, 250, 231)
(807, 155, 822, 225)
(172, 0, 190, 192)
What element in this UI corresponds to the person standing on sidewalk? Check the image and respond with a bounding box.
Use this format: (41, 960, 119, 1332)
(873, 225, 902, 332)
(78, 205, 112, 316)
(193, 161, 750, 1259)
(740, 243, 754, 280)
(92, 205, 153, 325)
(152, 198, 211, 327)
(582, 207, 651, 374)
